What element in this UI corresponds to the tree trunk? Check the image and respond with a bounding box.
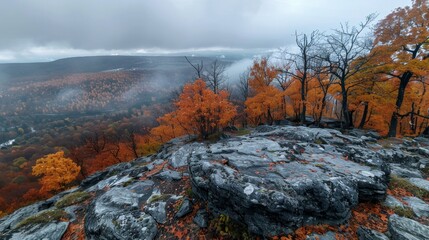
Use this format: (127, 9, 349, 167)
(388, 71, 412, 137)
(340, 81, 352, 128)
(300, 79, 306, 125)
(358, 102, 369, 129)
(316, 92, 328, 126)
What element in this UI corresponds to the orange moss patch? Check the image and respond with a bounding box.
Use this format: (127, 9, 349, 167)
(61, 222, 85, 240)
(336, 203, 393, 239)
(387, 188, 414, 198)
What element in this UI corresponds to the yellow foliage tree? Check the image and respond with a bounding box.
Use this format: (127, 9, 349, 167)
(32, 151, 80, 193)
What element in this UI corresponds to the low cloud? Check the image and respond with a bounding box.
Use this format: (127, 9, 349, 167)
(0, 0, 411, 62)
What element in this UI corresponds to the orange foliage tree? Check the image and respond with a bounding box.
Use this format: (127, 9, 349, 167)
(32, 151, 80, 193)
(151, 79, 237, 140)
(374, 0, 429, 136)
(245, 57, 283, 125)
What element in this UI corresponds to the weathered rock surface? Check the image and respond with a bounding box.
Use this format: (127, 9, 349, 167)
(403, 196, 429, 218)
(384, 195, 404, 209)
(408, 178, 429, 192)
(8, 222, 69, 240)
(390, 164, 423, 178)
(84, 187, 157, 240)
(0, 202, 43, 233)
(154, 170, 182, 181)
(388, 214, 429, 240)
(189, 126, 389, 236)
(2, 126, 428, 239)
(357, 227, 389, 240)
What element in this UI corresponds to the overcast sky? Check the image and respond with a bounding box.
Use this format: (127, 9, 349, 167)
(0, 0, 410, 63)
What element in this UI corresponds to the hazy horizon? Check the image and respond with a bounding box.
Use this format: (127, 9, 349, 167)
(0, 0, 411, 63)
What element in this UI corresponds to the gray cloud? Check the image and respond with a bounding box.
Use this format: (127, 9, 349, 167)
(0, 0, 411, 62)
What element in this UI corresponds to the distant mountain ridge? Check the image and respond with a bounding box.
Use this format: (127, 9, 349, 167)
(0, 55, 231, 85)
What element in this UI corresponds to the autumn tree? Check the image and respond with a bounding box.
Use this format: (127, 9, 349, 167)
(151, 79, 236, 140)
(374, 0, 429, 136)
(320, 14, 377, 128)
(32, 151, 80, 193)
(245, 57, 282, 125)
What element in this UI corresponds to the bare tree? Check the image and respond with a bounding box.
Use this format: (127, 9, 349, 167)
(238, 70, 250, 102)
(185, 56, 204, 79)
(319, 14, 377, 128)
(280, 30, 320, 124)
(82, 131, 107, 154)
(204, 59, 227, 94)
(123, 129, 139, 159)
(312, 60, 335, 125)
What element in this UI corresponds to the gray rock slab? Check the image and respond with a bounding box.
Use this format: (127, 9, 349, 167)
(384, 195, 404, 209)
(403, 196, 429, 217)
(357, 227, 389, 240)
(154, 170, 182, 181)
(0, 202, 42, 232)
(388, 214, 429, 240)
(390, 164, 423, 178)
(84, 187, 157, 240)
(9, 222, 69, 240)
(408, 178, 429, 192)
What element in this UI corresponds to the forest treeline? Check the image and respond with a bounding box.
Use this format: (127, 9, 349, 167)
(1, 0, 428, 217)
(154, 0, 429, 139)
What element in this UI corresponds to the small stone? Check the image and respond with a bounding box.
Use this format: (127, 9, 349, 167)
(175, 198, 192, 218)
(145, 202, 167, 224)
(193, 209, 208, 228)
(154, 170, 182, 181)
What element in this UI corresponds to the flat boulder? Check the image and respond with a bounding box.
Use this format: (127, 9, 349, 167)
(84, 187, 157, 240)
(189, 126, 389, 237)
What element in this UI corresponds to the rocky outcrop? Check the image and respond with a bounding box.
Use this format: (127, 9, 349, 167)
(189, 126, 389, 236)
(1, 126, 429, 239)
